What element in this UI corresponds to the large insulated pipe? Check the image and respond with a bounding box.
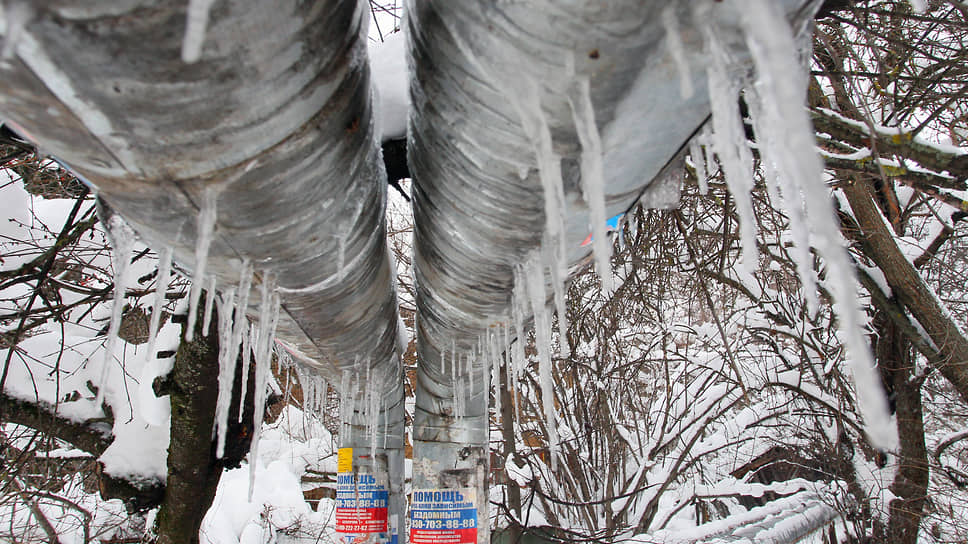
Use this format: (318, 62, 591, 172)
(0, 1, 404, 540)
(406, 1, 818, 541)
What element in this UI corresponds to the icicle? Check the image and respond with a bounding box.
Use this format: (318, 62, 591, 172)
(524, 254, 558, 471)
(318, 377, 326, 415)
(462, 357, 469, 422)
(511, 274, 527, 429)
(458, 355, 466, 423)
(739, 0, 895, 448)
(383, 383, 390, 450)
(469, 340, 477, 398)
(501, 322, 511, 418)
(523, 86, 565, 249)
(570, 76, 614, 293)
(387, 249, 410, 356)
(452, 350, 461, 423)
(248, 282, 281, 500)
(213, 287, 236, 459)
(229, 260, 253, 361)
(662, 6, 694, 99)
(238, 322, 254, 422)
(202, 275, 217, 336)
(2, 3, 29, 60)
(96, 214, 136, 409)
(212, 259, 253, 457)
(186, 187, 218, 341)
(182, 0, 214, 63)
(1, 2, 33, 60)
(336, 235, 346, 281)
(702, 23, 758, 280)
(747, 94, 817, 315)
(460, 355, 467, 422)
(629, 208, 640, 242)
(310, 374, 320, 415)
(546, 242, 570, 358)
(689, 134, 709, 196)
(490, 329, 502, 420)
(144, 247, 173, 368)
(339, 368, 352, 431)
(510, 77, 571, 312)
(450, 339, 457, 385)
(367, 361, 377, 466)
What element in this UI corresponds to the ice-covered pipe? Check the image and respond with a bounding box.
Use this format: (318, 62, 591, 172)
(0, 1, 404, 539)
(406, 1, 818, 541)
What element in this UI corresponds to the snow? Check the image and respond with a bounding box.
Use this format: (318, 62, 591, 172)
(816, 106, 967, 158)
(369, 31, 409, 142)
(100, 406, 171, 482)
(201, 407, 339, 544)
(138, 322, 180, 427)
(649, 489, 836, 543)
(908, 0, 927, 13)
(484, 330, 497, 420)
(505, 455, 533, 487)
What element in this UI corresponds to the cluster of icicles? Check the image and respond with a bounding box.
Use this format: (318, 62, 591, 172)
(99, 187, 283, 499)
(290, 356, 404, 483)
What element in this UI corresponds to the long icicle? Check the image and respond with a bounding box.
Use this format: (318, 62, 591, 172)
(214, 286, 237, 459)
(186, 186, 218, 341)
(524, 254, 558, 471)
(702, 23, 758, 282)
(739, 0, 895, 449)
(96, 214, 136, 409)
(570, 76, 614, 294)
(201, 275, 217, 337)
(248, 273, 281, 500)
(144, 247, 173, 368)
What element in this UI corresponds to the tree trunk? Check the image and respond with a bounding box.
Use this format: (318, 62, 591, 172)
(872, 312, 928, 544)
(841, 178, 968, 404)
(155, 299, 224, 544)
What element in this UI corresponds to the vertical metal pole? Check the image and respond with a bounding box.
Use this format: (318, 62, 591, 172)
(337, 364, 407, 544)
(411, 343, 490, 544)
